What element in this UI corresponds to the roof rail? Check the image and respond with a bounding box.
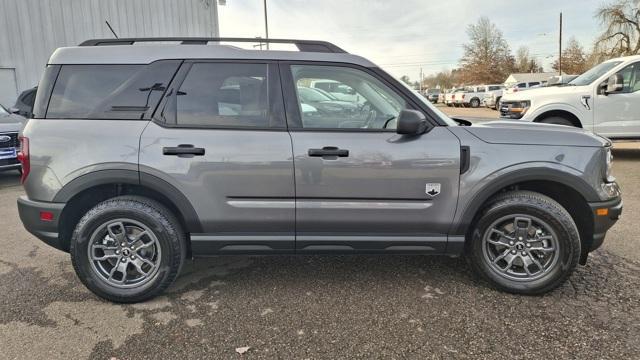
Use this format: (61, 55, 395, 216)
(78, 37, 347, 53)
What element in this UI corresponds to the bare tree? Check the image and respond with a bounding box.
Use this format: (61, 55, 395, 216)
(459, 17, 514, 84)
(515, 46, 543, 73)
(594, 0, 640, 57)
(552, 37, 589, 74)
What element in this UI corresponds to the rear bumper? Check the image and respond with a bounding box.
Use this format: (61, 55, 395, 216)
(17, 196, 66, 251)
(588, 196, 623, 252)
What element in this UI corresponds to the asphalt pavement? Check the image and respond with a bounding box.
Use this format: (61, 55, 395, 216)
(0, 140, 639, 359)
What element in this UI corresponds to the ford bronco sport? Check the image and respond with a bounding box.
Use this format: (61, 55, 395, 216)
(17, 38, 622, 302)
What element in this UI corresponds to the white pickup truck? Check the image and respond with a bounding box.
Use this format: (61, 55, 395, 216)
(500, 55, 640, 139)
(454, 85, 504, 108)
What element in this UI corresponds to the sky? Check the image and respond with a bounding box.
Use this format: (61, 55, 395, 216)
(217, 0, 608, 80)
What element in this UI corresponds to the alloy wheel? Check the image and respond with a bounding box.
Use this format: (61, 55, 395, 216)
(482, 214, 560, 281)
(87, 218, 162, 288)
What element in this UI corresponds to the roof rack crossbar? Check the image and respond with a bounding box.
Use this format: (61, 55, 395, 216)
(78, 37, 347, 53)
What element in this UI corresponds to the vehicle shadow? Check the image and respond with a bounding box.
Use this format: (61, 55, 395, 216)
(0, 170, 21, 188)
(612, 147, 640, 160)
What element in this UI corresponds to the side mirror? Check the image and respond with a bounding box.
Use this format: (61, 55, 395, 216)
(396, 109, 428, 135)
(605, 73, 624, 94)
(8, 107, 20, 114)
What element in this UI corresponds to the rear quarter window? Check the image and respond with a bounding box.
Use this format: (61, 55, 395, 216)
(45, 61, 180, 119)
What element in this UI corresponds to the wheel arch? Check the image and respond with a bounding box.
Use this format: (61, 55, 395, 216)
(454, 168, 597, 263)
(55, 170, 201, 252)
(533, 109, 583, 127)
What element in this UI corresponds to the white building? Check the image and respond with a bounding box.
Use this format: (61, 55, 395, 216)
(0, 0, 219, 106)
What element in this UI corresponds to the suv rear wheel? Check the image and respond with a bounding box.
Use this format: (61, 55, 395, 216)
(467, 191, 580, 294)
(70, 196, 186, 303)
(539, 116, 574, 127)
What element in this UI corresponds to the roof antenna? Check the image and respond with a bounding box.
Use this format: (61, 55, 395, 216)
(105, 20, 119, 38)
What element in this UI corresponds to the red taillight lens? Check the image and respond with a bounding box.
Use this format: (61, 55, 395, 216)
(17, 136, 29, 184)
(452, 94, 456, 99)
(462, 94, 465, 99)
(40, 211, 54, 222)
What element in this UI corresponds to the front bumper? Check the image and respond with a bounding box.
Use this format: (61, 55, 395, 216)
(588, 196, 623, 252)
(0, 154, 21, 171)
(17, 196, 66, 251)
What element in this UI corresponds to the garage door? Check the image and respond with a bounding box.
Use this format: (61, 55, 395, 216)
(0, 68, 18, 108)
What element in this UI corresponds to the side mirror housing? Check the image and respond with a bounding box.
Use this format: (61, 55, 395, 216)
(605, 73, 624, 94)
(396, 109, 429, 135)
(8, 107, 20, 114)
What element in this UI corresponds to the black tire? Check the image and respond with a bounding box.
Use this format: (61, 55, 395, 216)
(470, 98, 480, 108)
(467, 191, 580, 295)
(493, 97, 501, 110)
(538, 116, 574, 127)
(70, 196, 186, 303)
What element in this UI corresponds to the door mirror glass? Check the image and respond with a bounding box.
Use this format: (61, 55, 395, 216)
(606, 73, 625, 94)
(396, 109, 428, 135)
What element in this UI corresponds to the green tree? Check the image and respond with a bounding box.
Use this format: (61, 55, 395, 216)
(459, 17, 514, 84)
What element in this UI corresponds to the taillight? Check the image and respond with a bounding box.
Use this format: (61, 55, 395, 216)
(452, 94, 456, 99)
(462, 94, 465, 99)
(17, 136, 29, 184)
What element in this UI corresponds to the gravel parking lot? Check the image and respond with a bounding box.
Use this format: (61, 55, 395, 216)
(1, 124, 639, 359)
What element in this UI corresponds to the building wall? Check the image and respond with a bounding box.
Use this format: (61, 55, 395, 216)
(0, 0, 219, 106)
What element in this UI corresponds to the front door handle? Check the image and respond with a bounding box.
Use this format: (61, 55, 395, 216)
(163, 144, 205, 157)
(308, 146, 349, 159)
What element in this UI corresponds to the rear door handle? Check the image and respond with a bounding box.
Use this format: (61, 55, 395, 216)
(308, 146, 349, 159)
(163, 144, 205, 157)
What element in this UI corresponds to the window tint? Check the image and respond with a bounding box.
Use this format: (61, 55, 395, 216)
(291, 65, 407, 130)
(489, 86, 502, 91)
(47, 61, 180, 119)
(529, 82, 540, 87)
(616, 62, 640, 93)
(517, 83, 527, 88)
(176, 63, 276, 128)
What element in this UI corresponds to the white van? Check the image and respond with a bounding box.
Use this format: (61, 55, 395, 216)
(500, 55, 640, 139)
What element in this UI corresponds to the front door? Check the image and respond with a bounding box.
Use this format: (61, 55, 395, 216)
(594, 61, 640, 138)
(140, 61, 295, 254)
(281, 63, 461, 253)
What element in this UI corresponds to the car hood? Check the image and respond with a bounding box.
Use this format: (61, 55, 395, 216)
(502, 85, 589, 101)
(0, 114, 26, 133)
(462, 120, 609, 147)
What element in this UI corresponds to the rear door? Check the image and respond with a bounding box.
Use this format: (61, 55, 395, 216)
(140, 61, 295, 254)
(281, 63, 461, 254)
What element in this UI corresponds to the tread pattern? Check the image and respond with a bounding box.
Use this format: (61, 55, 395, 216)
(70, 196, 186, 303)
(468, 190, 581, 295)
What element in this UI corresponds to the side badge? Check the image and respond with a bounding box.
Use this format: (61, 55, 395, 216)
(425, 183, 441, 197)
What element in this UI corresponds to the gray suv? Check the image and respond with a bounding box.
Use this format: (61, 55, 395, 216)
(17, 38, 622, 302)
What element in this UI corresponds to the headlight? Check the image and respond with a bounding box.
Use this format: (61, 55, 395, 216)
(500, 100, 531, 119)
(605, 147, 613, 181)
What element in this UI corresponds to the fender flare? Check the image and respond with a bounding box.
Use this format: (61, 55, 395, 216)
(451, 167, 600, 236)
(53, 169, 202, 232)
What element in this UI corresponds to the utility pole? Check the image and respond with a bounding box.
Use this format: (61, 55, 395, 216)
(263, 0, 269, 49)
(558, 12, 563, 75)
(419, 67, 423, 93)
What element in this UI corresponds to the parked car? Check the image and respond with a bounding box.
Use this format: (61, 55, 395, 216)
(503, 81, 545, 95)
(456, 85, 503, 108)
(0, 104, 25, 173)
(500, 55, 640, 139)
(437, 90, 446, 104)
(310, 79, 362, 104)
(425, 88, 441, 103)
(445, 88, 464, 107)
(11, 87, 37, 118)
(480, 84, 507, 110)
(18, 37, 621, 302)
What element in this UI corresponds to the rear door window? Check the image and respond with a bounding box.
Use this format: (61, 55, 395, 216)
(174, 62, 282, 128)
(46, 61, 180, 119)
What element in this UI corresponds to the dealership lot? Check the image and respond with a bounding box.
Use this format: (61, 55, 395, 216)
(1, 135, 639, 359)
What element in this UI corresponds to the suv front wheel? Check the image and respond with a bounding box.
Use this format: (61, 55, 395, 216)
(70, 196, 186, 303)
(467, 191, 581, 294)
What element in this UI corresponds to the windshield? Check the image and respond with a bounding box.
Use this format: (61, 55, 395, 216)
(569, 61, 623, 86)
(0, 105, 8, 116)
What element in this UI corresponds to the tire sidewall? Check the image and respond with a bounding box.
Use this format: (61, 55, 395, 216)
(470, 199, 580, 293)
(71, 200, 183, 301)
